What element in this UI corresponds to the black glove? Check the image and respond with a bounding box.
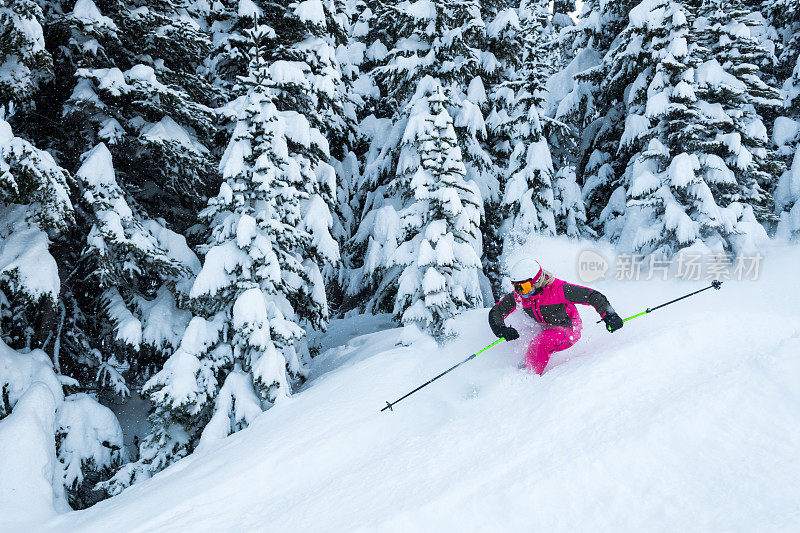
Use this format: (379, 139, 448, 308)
(602, 312, 623, 333)
(498, 326, 520, 341)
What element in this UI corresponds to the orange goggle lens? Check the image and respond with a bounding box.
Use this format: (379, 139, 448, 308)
(513, 280, 534, 295)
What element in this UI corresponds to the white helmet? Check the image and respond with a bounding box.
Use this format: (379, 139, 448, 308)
(510, 259, 542, 283)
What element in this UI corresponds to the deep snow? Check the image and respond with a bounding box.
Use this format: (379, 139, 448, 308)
(14, 239, 800, 532)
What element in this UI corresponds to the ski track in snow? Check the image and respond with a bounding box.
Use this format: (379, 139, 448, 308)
(28, 247, 800, 532)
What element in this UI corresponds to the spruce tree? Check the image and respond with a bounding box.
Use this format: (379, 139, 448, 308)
(191, 29, 333, 400)
(0, 117, 72, 353)
(693, 0, 783, 228)
(0, 0, 53, 119)
(106, 22, 341, 490)
(480, 0, 520, 295)
(348, 0, 489, 316)
(376, 0, 492, 276)
(608, 0, 721, 253)
(0, 2, 65, 359)
(21, 0, 217, 393)
(565, 0, 639, 57)
(767, 0, 800, 237)
(496, 1, 556, 258)
(775, 50, 800, 237)
(555, 0, 641, 237)
(391, 80, 483, 337)
(55, 0, 217, 223)
(552, 165, 588, 237)
(73, 142, 199, 387)
(209, 0, 355, 310)
(560, 0, 781, 253)
(764, 0, 800, 83)
(1, 118, 129, 511)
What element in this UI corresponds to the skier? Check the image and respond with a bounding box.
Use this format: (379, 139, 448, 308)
(488, 259, 624, 374)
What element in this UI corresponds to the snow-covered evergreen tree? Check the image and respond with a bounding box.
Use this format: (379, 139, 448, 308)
(191, 71, 330, 403)
(764, 0, 800, 82)
(766, 0, 800, 237)
(601, 1, 714, 253)
(555, 0, 641, 236)
(0, 118, 72, 231)
(384, 79, 482, 337)
(495, 2, 556, 258)
(0, 69, 131, 509)
(74, 143, 199, 384)
(564, 0, 639, 58)
(479, 0, 520, 294)
(0, 0, 53, 119)
(327, 0, 371, 307)
(56, 0, 217, 222)
(21, 0, 216, 394)
(693, 0, 783, 230)
(348, 0, 490, 314)
(209, 0, 356, 310)
(784, 46, 800, 121)
(559, 0, 780, 253)
(552, 165, 588, 237)
(0, 116, 72, 361)
(108, 313, 224, 488)
(512, 2, 589, 246)
(106, 24, 340, 490)
(775, 121, 800, 237)
(774, 39, 800, 236)
(210, 0, 353, 146)
(369, 0, 485, 115)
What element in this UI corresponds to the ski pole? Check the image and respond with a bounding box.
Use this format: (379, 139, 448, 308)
(596, 280, 723, 325)
(381, 337, 506, 412)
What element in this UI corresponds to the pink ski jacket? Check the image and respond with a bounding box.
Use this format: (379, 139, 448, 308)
(488, 278, 614, 334)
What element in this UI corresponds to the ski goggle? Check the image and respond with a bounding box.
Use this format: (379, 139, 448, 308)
(513, 280, 535, 296)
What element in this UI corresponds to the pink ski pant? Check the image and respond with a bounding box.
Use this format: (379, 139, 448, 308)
(526, 326, 581, 375)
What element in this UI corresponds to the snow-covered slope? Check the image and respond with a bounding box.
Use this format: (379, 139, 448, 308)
(34, 242, 800, 532)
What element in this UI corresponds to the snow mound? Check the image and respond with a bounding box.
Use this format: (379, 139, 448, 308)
(56, 394, 124, 489)
(0, 337, 64, 412)
(293, 0, 325, 26)
(0, 206, 61, 300)
(140, 117, 208, 154)
(72, 0, 117, 30)
(0, 383, 65, 529)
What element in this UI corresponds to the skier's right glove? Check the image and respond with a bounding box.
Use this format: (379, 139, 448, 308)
(498, 326, 520, 341)
(602, 312, 624, 333)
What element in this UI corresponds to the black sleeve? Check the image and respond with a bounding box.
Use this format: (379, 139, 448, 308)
(562, 283, 614, 317)
(488, 293, 516, 337)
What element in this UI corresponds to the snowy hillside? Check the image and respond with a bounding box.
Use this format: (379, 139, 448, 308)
(26, 240, 800, 532)
(3, 0, 800, 529)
